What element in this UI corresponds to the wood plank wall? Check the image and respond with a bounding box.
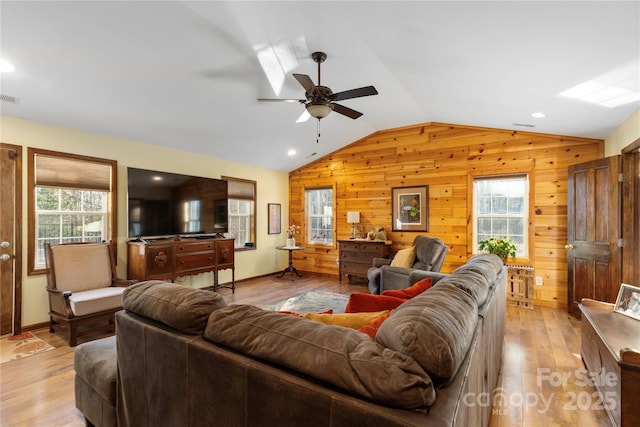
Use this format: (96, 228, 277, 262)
(288, 122, 603, 308)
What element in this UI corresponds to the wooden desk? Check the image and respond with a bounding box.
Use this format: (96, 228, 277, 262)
(276, 246, 304, 281)
(579, 298, 640, 427)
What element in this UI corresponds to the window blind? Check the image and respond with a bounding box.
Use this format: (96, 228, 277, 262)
(35, 153, 112, 191)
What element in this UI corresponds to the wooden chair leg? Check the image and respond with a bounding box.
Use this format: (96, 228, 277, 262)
(69, 323, 78, 347)
(49, 317, 55, 333)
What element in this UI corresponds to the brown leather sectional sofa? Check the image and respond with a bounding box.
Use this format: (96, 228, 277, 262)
(80, 254, 506, 427)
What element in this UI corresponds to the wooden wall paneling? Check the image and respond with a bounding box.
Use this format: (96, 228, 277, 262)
(289, 122, 603, 307)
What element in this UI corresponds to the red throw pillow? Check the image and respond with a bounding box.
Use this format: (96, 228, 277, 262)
(382, 278, 433, 299)
(345, 293, 406, 313)
(358, 311, 393, 339)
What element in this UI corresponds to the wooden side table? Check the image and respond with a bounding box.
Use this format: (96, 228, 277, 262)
(276, 246, 304, 281)
(579, 298, 640, 427)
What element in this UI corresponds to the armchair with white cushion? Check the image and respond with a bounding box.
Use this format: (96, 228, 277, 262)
(45, 241, 137, 346)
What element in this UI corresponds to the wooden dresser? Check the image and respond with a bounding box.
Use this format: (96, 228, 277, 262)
(579, 299, 640, 427)
(338, 239, 391, 283)
(127, 236, 235, 292)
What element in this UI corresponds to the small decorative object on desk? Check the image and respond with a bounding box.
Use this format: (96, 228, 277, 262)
(478, 236, 517, 264)
(285, 224, 300, 248)
(374, 226, 386, 241)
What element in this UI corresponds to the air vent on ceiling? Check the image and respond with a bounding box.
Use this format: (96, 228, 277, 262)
(512, 122, 536, 128)
(0, 93, 20, 104)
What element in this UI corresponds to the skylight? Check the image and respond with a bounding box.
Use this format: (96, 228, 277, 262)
(559, 62, 640, 108)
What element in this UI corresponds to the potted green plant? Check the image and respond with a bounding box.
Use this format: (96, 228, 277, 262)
(478, 237, 517, 264)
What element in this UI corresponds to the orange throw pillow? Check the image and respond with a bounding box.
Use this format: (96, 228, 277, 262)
(358, 311, 393, 339)
(345, 293, 406, 313)
(382, 278, 433, 300)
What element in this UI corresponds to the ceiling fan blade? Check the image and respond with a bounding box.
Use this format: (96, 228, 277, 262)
(257, 98, 305, 103)
(331, 85, 378, 102)
(293, 73, 316, 94)
(333, 103, 363, 119)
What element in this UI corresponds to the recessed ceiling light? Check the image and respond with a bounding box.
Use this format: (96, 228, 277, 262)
(0, 59, 15, 73)
(287, 149, 296, 156)
(152, 175, 163, 181)
(530, 112, 546, 118)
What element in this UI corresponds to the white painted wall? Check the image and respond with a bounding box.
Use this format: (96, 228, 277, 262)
(605, 108, 640, 155)
(1, 115, 290, 327)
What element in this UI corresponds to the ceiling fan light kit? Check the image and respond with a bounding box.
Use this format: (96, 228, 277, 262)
(258, 51, 378, 141)
(306, 103, 333, 119)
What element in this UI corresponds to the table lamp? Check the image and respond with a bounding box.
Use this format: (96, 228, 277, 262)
(346, 211, 360, 239)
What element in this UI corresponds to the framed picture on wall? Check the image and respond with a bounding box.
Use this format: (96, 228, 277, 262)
(614, 283, 640, 321)
(268, 203, 281, 234)
(392, 186, 429, 232)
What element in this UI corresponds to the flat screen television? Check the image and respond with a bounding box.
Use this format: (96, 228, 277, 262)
(127, 167, 228, 238)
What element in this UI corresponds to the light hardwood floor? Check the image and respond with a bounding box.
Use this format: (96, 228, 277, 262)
(0, 274, 612, 427)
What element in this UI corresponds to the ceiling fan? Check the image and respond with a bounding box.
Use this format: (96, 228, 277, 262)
(257, 51, 378, 122)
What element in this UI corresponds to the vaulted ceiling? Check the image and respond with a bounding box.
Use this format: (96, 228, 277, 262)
(1, 1, 638, 171)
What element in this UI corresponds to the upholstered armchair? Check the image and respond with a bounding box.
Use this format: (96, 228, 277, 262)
(45, 241, 137, 346)
(367, 235, 449, 294)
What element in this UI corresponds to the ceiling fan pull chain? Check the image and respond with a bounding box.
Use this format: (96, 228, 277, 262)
(317, 119, 321, 143)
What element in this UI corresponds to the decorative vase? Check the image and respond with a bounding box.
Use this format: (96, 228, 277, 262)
(286, 237, 296, 248)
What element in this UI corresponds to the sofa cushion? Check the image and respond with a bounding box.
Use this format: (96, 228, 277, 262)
(204, 304, 436, 409)
(376, 283, 478, 382)
(344, 293, 407, 313)
(122, 281, 227, 334)
(439, 254, 503, 306)
(390, 246, 416, 268)
(382, 278, 432, 299)
(74, 335, 117, 403)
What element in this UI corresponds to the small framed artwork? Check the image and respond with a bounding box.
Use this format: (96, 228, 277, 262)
(268, 203, 281, 234)
(614, 283, 640, 321)
(392, 186, 429, 232)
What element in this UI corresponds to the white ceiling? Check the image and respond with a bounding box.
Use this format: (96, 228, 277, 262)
(1, 1, 639, 172)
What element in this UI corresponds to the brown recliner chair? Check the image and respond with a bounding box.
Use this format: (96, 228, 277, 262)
(367, 235, 449, 294)
(45, 241, 136, 346)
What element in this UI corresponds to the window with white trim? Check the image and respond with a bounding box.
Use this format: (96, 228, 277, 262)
(473, 175, 528, 256)
(224, 177, 256, 249)
(28, 149, 117, 273)
(305, 187, 334, 245)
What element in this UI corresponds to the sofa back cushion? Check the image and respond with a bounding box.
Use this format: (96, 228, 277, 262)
(375, 283, 478, 383)
(204, 304, 436, 410)
(443, 253, 503, 306)
(122, 281, 227, 334)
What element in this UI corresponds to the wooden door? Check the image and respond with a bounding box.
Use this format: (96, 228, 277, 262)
(567, 156, 621, 317)
(0, 144, 22, 335)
